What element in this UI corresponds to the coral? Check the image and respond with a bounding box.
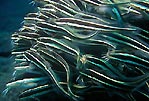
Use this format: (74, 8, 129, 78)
(4, 0, 149, 100)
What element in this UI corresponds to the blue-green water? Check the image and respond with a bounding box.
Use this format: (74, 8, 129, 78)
(0, 0, 35, 100)
(0, 0, 35, 32)
(0, 0, 35, 70)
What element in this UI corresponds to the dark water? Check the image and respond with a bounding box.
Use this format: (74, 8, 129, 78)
(0, 0, 36, 70)
(0, 0, 35, 100)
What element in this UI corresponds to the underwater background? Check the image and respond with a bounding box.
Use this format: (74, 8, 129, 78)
(0, 0, 35, 68)
(0, 0, 35, 100)
(0, 0, 149, 101)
